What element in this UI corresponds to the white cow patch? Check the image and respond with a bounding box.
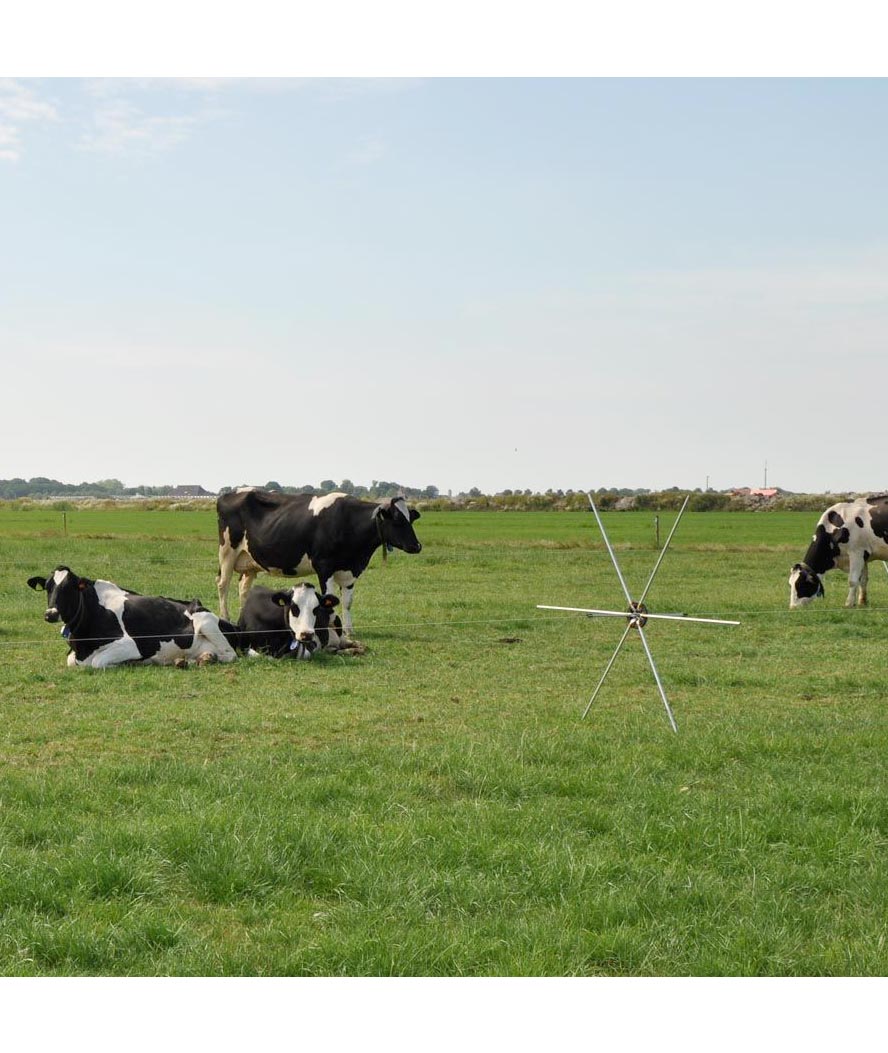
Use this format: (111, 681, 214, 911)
(286, 583, 324, 641)
(394, 498, 411, 523)
(309, 493, 346, 516)
(94, 579, 131, 623)
(52, 568, 70, 587)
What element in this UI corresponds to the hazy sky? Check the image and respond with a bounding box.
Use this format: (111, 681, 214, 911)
(3, 77, 887, 494)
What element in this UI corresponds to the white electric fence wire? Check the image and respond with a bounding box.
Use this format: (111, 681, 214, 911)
(0, 604, 881, 647)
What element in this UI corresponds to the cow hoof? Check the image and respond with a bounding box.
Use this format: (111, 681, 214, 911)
(174, 657, 189, 669)
(196, 652, 218, 666)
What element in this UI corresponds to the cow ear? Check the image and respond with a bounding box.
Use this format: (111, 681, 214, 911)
(27, 576, 47, 591)
(409, 508, 420, 522)
(322, 594, 340, 608)
(372, 504, 390, 520)
(271, 591, 290, 607)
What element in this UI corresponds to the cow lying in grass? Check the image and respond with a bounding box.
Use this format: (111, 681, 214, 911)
(236, 583, 351, 660)
(27, 566, 238, 668)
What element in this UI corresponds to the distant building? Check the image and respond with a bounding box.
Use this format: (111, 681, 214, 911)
(730, 486, 779, 499)
(169, 485, 215, 498)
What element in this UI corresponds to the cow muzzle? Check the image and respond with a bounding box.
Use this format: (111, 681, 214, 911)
(44, 608, 60, 623)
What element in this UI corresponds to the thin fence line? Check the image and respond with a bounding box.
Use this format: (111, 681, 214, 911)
(0, 605, 886, 647)
(0, 546, 810, 568)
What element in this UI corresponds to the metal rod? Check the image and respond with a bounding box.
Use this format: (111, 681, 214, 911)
(635, 623, 679, 733)
(582, 621, 633, 719)
(537, 605, 740, 626)
(637, 493, 690, 607)
(587, 494, 635, 607)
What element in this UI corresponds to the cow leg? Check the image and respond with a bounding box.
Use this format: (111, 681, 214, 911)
(86, 637, 142, 668)
(217, 542, 238, 620)
(191, 610, 238, 664)
(859, 558, 870, 607)
(322, 571, 356, 639)
(238, 569, 258, 613)
(846, 552, 867, 607)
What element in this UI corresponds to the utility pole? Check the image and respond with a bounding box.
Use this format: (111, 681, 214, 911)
(764, 460, 768, 489)
(705, 475, 709, 492)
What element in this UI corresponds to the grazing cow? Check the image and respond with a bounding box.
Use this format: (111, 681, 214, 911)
(789, 495, 888, 608)
(216, 489, 422, 634)
(27, 566, 238, 668)
(237, 583, 343, 659)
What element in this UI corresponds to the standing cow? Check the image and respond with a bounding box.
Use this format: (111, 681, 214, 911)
(216, 489, 422, 634)
(789, 495, 888, 608)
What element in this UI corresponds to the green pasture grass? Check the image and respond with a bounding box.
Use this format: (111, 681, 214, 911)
(1, 506, 887, 975)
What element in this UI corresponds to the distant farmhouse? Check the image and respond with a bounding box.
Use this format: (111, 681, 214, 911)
(730, 487, 780, 500)
(169, 485, 216, 498)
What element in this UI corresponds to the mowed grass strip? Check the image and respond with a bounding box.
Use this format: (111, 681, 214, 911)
(1, 506, 887, 975)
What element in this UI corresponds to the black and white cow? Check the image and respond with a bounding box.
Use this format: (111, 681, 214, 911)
(789, 495, 888, 608)
(27, 566, 238, 668)
(216, 489, 422, 634)
(237, 583, 343, 660)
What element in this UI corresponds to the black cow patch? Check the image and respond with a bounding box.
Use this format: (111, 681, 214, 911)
(793, 564, 825, 600)
(827, 510, 844, 528)
(856, 516, 864, 528)
(867, 497, 888, 545)
(121, 596, 197, 658)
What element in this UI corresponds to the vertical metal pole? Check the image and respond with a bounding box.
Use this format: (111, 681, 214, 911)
(654, 515, 660, 549)
(63, 512, 67, 536)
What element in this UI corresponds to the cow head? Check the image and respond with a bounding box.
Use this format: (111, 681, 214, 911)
(372, 497, 422, 554)
(789, 563, 825, 608)
(271, 583, 339, 657)
(27, 566, 89, 625)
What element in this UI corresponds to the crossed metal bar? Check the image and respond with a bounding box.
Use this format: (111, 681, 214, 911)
(538, 493, 739, 733)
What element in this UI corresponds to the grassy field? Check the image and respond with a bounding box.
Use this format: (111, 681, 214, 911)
(1, 503, 887, 975)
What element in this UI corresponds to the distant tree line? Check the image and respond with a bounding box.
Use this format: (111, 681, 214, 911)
(0, 477, 861, 513)
(0, 477, 180, 499)
(219, 480, 442, 501)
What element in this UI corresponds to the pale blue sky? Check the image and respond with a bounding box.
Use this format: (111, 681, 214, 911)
(3, 77, 888, 493)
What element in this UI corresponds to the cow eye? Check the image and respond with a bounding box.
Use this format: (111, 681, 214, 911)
(291, 605, 300, 616)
